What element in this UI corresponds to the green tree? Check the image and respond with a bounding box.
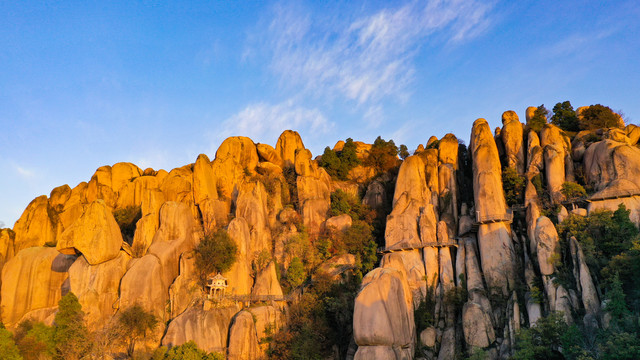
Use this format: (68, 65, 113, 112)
(0, 324, 22, 360)
(365, 136, 399, 174)
(163, 341, 223, 360)
(194, 229, 238, 283)
(340, 138, 360, 169)
(513, 312, 570, 360)
(399, 144, 410, 160)
(579, 104, 621, 130)
(551, 101, 579, 132)
(54, 292, 90, 360)
(15, 320, 55, 360)
(560, 181, 587, 202)
(605, 273, 630, 321)
(285, 257, 306, 289)
(318, 138, 361, 180)
(528, 104, 549, 132)
(117, 304, 158, 357)
(502, 167, 525, 206)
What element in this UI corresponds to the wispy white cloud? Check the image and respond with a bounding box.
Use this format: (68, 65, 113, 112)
(253, 0, 496, 106)
(217, 99, 333, 147)
(14, 164, 35, 179)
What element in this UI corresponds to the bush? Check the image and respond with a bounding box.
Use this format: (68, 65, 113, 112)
(364, 136, 399, 174)
(560, 182, 586, 201)
(551, 101, 580, 132)
(54, 292, 90, 360)
(579, 104, 622, 130)
(284, 257, 306, 289)
(194, 229, 238, 282)
(528, 104, 549, 132)
(399, 144, 410, 160)
(15, 320, 55, 360)
(318, 138, 361, 180)
(117, 305, 158, 357)
(502, 167, 525, 206)
(163, 341, 223, 360)
(329, 190, 374, 222)
(0, 324, 22, 360)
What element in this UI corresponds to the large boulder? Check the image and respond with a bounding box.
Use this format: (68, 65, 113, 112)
(540, 124, 567, 202)
(256, 143, 284, 167)
(353, 268, 414, 358)
(535, 216, 559, 276)
(162, 305, 239, 353)
(13, 195, 56, 252)
(275, 130, 305, 168)
(501, 111, 525, 174)
(68, 251, 130, 329)
(118, 255, 167, 320)
(1, 247, 76, 327)
(227, 310, 260, 360)
(57, 199, 123, 265)
(470, 119, 515, 294)
(462, 302, 495, 348)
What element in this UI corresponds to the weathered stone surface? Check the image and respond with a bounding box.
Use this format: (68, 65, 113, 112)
(49, 185, 71, 212)
(626, 124, 640, 145)
(353, 267, 414, 351)
(381, 251, 426, 301)
(275, 130, 305, 168)
(224, 217, 254, 295)
(438, 133, 459, 166)
(147, 202, 200, 296)
(501, 111, 525, 174)
(13, 195, 56, 252)
(314, 254, 356, 281)
(525, 106, 537, 124)
(420, 327, 437, 347)
(420, 205, 439, 289)
(249, 305, 284, 352)
(324, 214, 352, 233)
(589, 195, 640, 226)
(540, 124, 566, 202)
(0, 229, 15, 271)
(462, 301, 495, 348)
(227, 310, 260, 360)
(111, 162, 142, 194)
(168, 251, 202, 319)
(57, 200, 123, 265)
(297, 169, 331, 232)
(354, 346, 397, 360)
(118, 254, 166, 319)
(192, 154, 218, 207)
(68, 251, 130, 329)
(470, 118, 515, 294)
(584, 140, 640, 192)
(1, 247, 76, 327)
(437, 327, 456, 360)
(256, 143, 284, 167)
(162, 305, 239, 353)
(570, 237, 599, 316)
(251, 262, 283, 296)
(535, 216, 559, 276)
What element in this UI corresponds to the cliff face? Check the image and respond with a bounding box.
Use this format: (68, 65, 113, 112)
(1, 112, 638, 359)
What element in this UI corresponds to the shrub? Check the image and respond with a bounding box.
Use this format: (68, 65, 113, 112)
(399, 144, 410, 160)
(194, 229, 238, 282)
(15, 320, 55, 360)
(54, 292, 90, 360)
(364, 136, 399, 174)
(502, 167, 525, 206)
(329, 190, 374, 222)
(284, 257, 306, 289)
(318, 138, 361, 180)
(528, 104, 549, 132)
(0, 324, 21, 360)
(560, 182, 586, 202)
(579, 104, 622, 130)
(117, 305, 158, 357)
(162, 340, 223, 360)
(551, 101, 579, 132)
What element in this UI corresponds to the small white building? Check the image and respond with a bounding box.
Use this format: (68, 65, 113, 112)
(207, 273, 228, 299)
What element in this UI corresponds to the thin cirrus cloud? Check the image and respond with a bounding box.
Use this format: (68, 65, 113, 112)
(217, 100, 334, 149)
(255, 0, 497, 106)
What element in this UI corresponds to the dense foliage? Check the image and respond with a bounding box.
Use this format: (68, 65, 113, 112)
(54, 292, 90, 360)
(364, 136, 400, 174)
(318, 138, 360, 180)
(560, 181, 587, 201)
(159, 341, 224, 360)
(502, 167, 525, 206)
(528, 104, 549, 132)
(579, 104, 621, 130)
(551, 101, 579, 132)
(0, 324, 22, 360)
(117, 305, 158, 357)
(194, 229, 238, 282)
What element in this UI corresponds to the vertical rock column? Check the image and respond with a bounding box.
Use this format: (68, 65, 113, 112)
(470, 118, 516, 295)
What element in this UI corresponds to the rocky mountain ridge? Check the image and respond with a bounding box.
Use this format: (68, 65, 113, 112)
(1, 107, 640, 359)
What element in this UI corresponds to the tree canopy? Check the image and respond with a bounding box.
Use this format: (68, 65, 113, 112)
(551, 101, 579, 132)
(528, 104, 549, 132)
(579, 104, 622, 130)
(194, 229, 238, 280)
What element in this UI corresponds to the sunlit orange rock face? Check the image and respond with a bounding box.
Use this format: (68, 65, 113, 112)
(1, 112, 638, 359)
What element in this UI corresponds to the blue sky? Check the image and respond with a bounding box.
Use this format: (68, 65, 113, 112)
(1, 0, 639, 226)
